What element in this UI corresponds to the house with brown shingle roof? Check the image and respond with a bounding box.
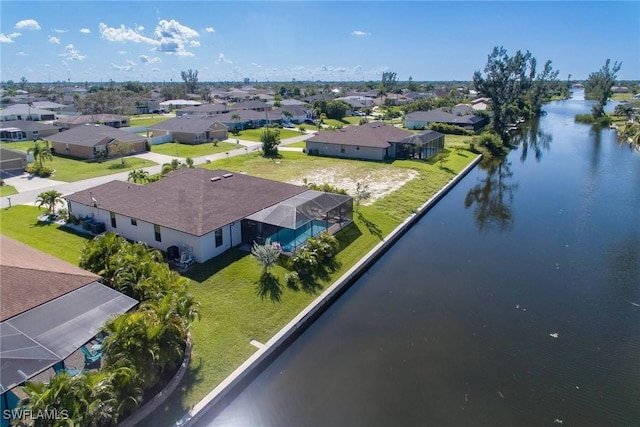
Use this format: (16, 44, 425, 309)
(148, 116, 229, 144)
(45, 123, 147, 159)
(55, 114, 130, 130)
(306, 121, 445, 161)
(64, 168, 353, 262)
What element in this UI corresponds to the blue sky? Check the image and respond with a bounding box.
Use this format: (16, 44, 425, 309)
(1, 1, 638, 83)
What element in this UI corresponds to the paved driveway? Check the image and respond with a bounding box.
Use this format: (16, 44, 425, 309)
(2, 173, 67, 193)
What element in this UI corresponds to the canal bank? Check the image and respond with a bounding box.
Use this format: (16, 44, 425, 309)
(178, 154, 482, 426)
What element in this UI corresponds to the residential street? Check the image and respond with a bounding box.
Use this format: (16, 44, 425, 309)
(0, 133, 314, 208)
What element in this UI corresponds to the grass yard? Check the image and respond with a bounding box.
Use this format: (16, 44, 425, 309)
(45, 156, 156, 182)
(284, 140, 307, 148)
(0, 205, 91, 264)
(0, 185, 17, 196)
(139, 149, 478, 426)
(129, 115, 173, 127)
(151, 141, 238, 158)
(231, 127, 301, 142)
(2, 140, 38, 152)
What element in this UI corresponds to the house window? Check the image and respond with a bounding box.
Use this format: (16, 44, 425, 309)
(131, 218, 137, 226)
(340, 145, 346, 154)
(110, 212, 117, 228)
(154, 224, 162, 242)
(215, 228, 223, 247)
(32, 130, 38, 135)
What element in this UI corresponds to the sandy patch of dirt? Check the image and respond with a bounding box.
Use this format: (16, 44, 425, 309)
(289, 167, 418, 205)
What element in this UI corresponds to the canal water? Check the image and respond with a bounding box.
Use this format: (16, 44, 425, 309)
(198, 93, 640, 427)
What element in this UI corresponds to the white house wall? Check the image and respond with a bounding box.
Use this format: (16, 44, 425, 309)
(306, 141, 386, 161)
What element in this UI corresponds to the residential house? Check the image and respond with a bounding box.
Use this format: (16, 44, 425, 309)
(228, 100, 270, 112)
(271, 105, 314, 124)
(0, 235, 137, 394)
(31, 101, 68, 112)
(55, 114, 130, 130)
(159, 99, 202, 109)
(306, 121, 445, 161)
(0, 147, 30, 173)
(148, 116, 228, 144)
(45, 124, 147, 159)
(65, 168, 353, 262)
(404, 108, 486, 132)
(214, 109, 278, 130)
(0, 120, 60, 141)
(0, 104, 56, 122)
(175, 103, 230, 117)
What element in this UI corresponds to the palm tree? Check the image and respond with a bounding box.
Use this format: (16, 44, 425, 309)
(161, 158, 181, 175)
(251, 238, 280, 276)
(231, 113, 241, 134)
(27, 140, 53, 172)
(35, 189, 62, 216)
(127, 169, 149, 184)
(79, 232, 127, 282)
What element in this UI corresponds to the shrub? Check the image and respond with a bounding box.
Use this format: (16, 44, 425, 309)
(302, 178, 348, 195)
(428, 122, 473, 135)
(290, 247, 318, 276)
(25, 164, 54, 177)
(285, 271, 299, 287)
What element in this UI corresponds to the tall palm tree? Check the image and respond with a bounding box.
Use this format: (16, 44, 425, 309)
(231, 113, 241, 133)
(27, 140, 53, 171)
(35, 189, 62, 216)
(251, 238, 280, 276)
(127, 169, 149, 184)
(79, 232, 127, 282)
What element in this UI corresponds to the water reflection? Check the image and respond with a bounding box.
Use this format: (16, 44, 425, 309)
(511, 117, 553, 162)
(464, 157, 518, 232)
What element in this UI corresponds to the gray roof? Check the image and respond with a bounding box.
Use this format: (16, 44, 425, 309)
(55, 114, 128, 126)
(179, 103, 230, 114)
(0, 104, 55, 117)
(31, 101, 67, 110)
(45, 124, 146, 147)
(405, 108, 484, 125)
(65, 168, 308, 236)
(214, 109, 270, 122)
(148, 116, 228, 133)
(307, 121, 414, 148)
(0, 120, 59, 132)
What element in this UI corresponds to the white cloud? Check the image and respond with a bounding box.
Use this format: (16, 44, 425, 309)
(351, 30, 370, 36)
(111, 62, 134, 72)
(16, 51, 28, 56)
(139, 55, 161, 64)
(99, 19, 200, 56)
(218, 53, 232, 64)
(53, 28, 68, 33)
(15, 19, 41, 30)
(0, 32, 21, 43)
(205, 27, 215, 33)
(117, 50, 127, 55)
(49, 36, 60, 44)
(59, 44, 86, 60)
(80, 28, 91, 34)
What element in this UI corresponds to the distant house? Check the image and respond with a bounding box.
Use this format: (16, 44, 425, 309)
(404, 108, 485, 132)
(306, 121, 445, 161)
(0, 120, 60, 141)
(228, 100, 270, 112)
(0, 104, 56, 122)
(0, 147, 30, 173)
(65, 168, 353, 262)
(271, 105, 314, 124)
(55, 114, 130, 130)
(148, 117, 228, 144)
(159, 99, 202, 109)
(214, 109, 279, 130)
(45, 124, 147, 159)
(175, 103, 230, 117)
(31, 101, 68, 112)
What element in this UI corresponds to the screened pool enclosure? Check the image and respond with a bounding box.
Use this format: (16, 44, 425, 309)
(243, 190, 353, 252)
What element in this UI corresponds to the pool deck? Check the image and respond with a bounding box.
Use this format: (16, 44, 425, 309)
(176, 154, 483, 426)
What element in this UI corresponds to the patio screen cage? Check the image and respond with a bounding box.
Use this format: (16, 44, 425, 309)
(244, 190, 353, 252)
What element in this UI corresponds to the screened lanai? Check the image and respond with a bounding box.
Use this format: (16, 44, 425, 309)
(243, 190, 353, 252)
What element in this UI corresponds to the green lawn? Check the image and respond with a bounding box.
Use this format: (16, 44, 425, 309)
(2, 147, 477, 427)
(44, 156, 157, 182)
(0, 205, 91, 264)
(284, 141, 307, 148)
(0, 185, 17, 196)
(231, 127, 301, 142)
(129, 115, 173, 127)
(151, 141, 238, 158)
(2, 140, 37, 152)
(611, 93, 633, 102)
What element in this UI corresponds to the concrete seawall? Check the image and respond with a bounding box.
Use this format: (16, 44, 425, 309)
(177, 154, 483, 426)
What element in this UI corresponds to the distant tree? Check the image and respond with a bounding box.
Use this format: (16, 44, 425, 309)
(181, 69, 199, 93)
(161, 158, 181, 175)
(230, 113, 241, 135)
(36, 189, 62, 216)
(282, 109, 293, 123)
(407, 76, 418, 92)
(354, 181, 371, 211)
(261, 127, 280, 157)
(584, 59, 622, 119)
(27, 140, 53, 171)
(525, 58, 559, 117)
(109, 140, 132, 168)
(19, 76, 27, 90)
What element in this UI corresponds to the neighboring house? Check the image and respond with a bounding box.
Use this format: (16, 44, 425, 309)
(45, 124, 147, 159)
(471, 97, 491, 111)
(148, 116, 228, 144)
(55, 114, 130, 130)
(0, 235, 137, 393)
(65, 168, 353, 262)
(31, 101, 68, 112)
(306, 121, 445, 161)
(0, 104, 56, 122)
(228, 100, 270, 112)
(214, 109, 279, 130)
(0, 147, 30, 173)
(271, 105, 314, 124)
(159, 99, 202, 109)
(404, 108, 486, 132)
(176, 103, 231, 117)
(0, 120, 60, 141)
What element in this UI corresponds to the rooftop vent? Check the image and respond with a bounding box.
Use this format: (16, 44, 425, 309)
(222, 173, 233, 178)
(210, 176, 221, 182)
